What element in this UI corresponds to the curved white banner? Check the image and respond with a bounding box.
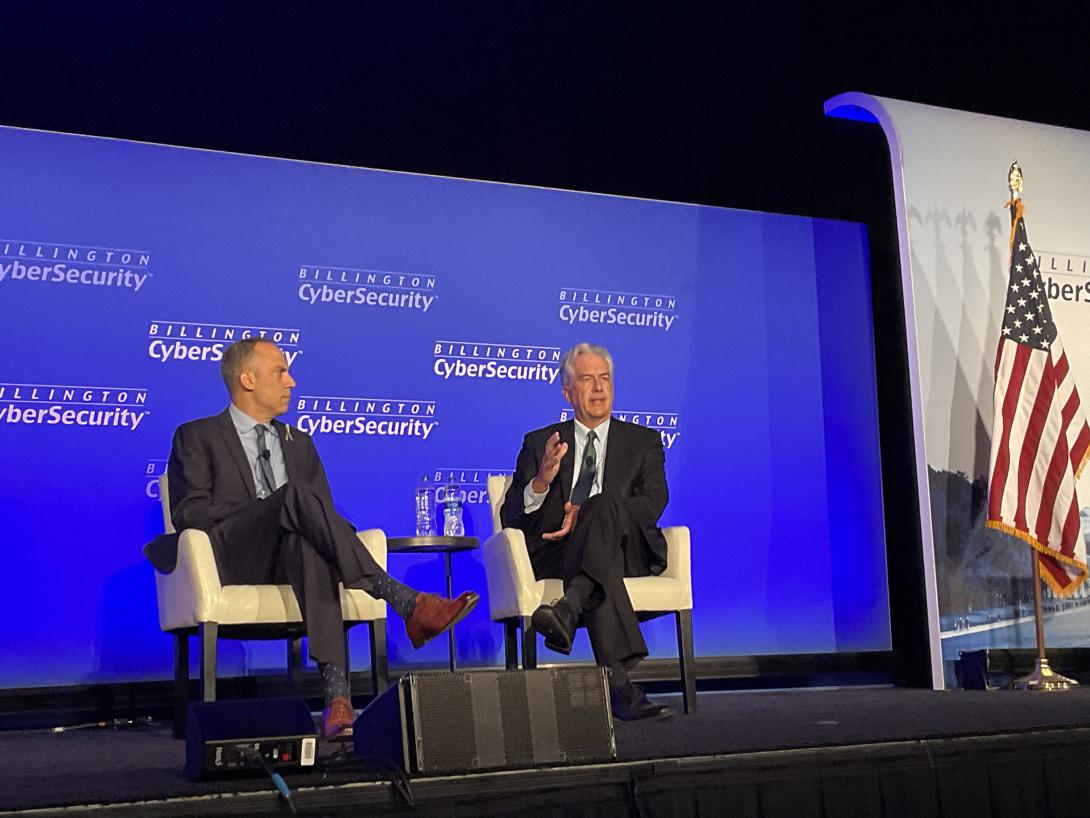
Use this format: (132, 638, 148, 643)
(827, 93, 1090, 687)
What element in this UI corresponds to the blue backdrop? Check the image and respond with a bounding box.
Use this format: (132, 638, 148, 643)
(0, 126, 890, 688)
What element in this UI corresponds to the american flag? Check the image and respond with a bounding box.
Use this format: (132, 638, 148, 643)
(987, 197, 1090, 596)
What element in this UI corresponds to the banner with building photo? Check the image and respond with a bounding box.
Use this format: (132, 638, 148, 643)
(0, 125, 890, 688)
(827, 94, 1090, 687)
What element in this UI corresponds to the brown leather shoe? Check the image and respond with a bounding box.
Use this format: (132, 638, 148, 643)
(321, 696, 355, 741)
(405, 591, 480, 648)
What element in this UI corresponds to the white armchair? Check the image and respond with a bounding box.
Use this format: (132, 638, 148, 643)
(482, 474, 696, 713)
(153, 475, 389, 736)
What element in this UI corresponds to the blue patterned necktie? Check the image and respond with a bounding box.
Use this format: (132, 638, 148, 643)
(254, 423, 277, 497)
(569, 431, 598, 506)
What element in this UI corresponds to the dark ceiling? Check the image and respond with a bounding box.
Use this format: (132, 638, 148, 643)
(1, 4, 1087, 226)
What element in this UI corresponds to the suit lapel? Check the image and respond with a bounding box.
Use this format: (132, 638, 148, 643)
(558, 420, 576, 501)
(273, 419, 297, 483)
(602, 417, 628, 495)
(218, 408, 257, 500)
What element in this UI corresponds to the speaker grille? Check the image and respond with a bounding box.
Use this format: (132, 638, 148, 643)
(405, 667, 614, 774)
(495, 671, 536, 765)
(410, 673, 478, 772)
(553, 668, 613, 761)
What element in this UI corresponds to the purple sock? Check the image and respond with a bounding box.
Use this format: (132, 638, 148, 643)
(319, 661, 350, 705)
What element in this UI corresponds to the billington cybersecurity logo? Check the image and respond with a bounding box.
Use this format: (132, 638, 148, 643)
(1037, 250, 1090, 305)
(0, 383, 150, 430)
(148, 321, 303, 365)
(430, 468, 511, 506)
(297, 265, 436, 313)
(145, 459, 167, 500)
(433, 340, 561, 383)
(558, 287, 677, 331)
(0, 240, 151, 292)
(294, 395, 438, 439)
(559, 407, 680, 449)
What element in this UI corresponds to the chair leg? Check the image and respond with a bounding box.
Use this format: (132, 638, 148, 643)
(369, 619, 388, 694)
(520, 616, 537, 670)
(675, 609, 696, 714)
(173, 633, 189, 739)
(504, 621, 519, 670)
(287, 636, 303, 694)
(199, 622, 218, 702)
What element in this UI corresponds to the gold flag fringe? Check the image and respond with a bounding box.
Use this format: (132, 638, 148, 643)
(986, 519, 1088, 598)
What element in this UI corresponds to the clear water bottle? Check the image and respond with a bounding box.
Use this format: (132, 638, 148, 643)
(441, 477, 465, 537)
(415, 475, 436, 536)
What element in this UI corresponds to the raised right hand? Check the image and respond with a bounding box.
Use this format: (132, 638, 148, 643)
(532, 431, 568, 493)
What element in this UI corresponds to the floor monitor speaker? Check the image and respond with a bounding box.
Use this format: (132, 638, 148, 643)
(354, 667, 616, 774)
(185, 697, 318, 781)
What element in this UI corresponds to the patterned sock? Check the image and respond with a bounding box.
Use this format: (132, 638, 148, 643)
(319, 661, 350, 706)
(354, 571, 419, 621)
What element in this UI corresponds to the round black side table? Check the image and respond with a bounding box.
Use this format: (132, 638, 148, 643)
(387, 535, 479, 671)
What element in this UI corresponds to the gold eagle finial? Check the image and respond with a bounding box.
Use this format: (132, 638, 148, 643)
(1008, 161, 1023, 200)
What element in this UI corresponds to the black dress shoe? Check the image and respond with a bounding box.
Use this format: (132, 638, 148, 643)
(531, 598, 578, 654)
(610, 682, 676, 722)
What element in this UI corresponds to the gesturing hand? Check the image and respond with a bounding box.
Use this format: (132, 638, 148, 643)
(532, 431, 568, 493)
(542, 501, 580, 541)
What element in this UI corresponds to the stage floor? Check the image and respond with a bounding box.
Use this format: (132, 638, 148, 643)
(3, 686, 1090, 816)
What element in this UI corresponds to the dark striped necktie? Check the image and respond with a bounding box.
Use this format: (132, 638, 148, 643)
(254, 423, 277, 497)
(570, 431, 598, 506)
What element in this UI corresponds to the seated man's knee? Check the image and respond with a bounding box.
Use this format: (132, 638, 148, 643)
(580, 493, 622, 517)
(284, 480, 324, 506)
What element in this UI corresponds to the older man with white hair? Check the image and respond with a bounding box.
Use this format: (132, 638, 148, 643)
(500, 342, 674, 721)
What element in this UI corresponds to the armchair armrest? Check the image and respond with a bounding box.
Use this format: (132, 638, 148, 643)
(341, 528, 388, 619)
(482, 527, 539, 620)
(660, 525, 692, 609)
(154, 528, 223, 631)
(356, 528, 388, 571)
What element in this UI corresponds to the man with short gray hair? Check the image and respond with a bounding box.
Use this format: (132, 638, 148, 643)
(500, 342, 674, 721)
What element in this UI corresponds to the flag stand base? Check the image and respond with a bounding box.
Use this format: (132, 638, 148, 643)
(1010, 658, 1079, 691)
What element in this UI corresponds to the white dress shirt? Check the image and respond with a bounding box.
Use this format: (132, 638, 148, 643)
(228, 403, 288, 499)
(523, 417, 611, 513)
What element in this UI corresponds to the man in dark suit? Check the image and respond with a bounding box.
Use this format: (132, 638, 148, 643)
(500, 342, 675, 720)
(145, 338, 478, 739)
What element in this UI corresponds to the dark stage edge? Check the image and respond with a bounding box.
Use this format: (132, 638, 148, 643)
(3, 687, 1090, 817)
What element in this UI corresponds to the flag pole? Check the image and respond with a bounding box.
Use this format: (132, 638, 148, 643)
(1010, 552, 1077, 690)
(992, 162, 1081, 690)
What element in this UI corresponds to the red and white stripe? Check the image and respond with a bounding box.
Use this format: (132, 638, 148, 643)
(987, 334, 1090, 595)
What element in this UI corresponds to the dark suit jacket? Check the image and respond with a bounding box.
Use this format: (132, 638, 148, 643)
(143, 407, 332, 573)
(500, 417, 669, 576)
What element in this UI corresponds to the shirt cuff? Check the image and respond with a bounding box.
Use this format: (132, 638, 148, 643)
(523, 480, 548, 514)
